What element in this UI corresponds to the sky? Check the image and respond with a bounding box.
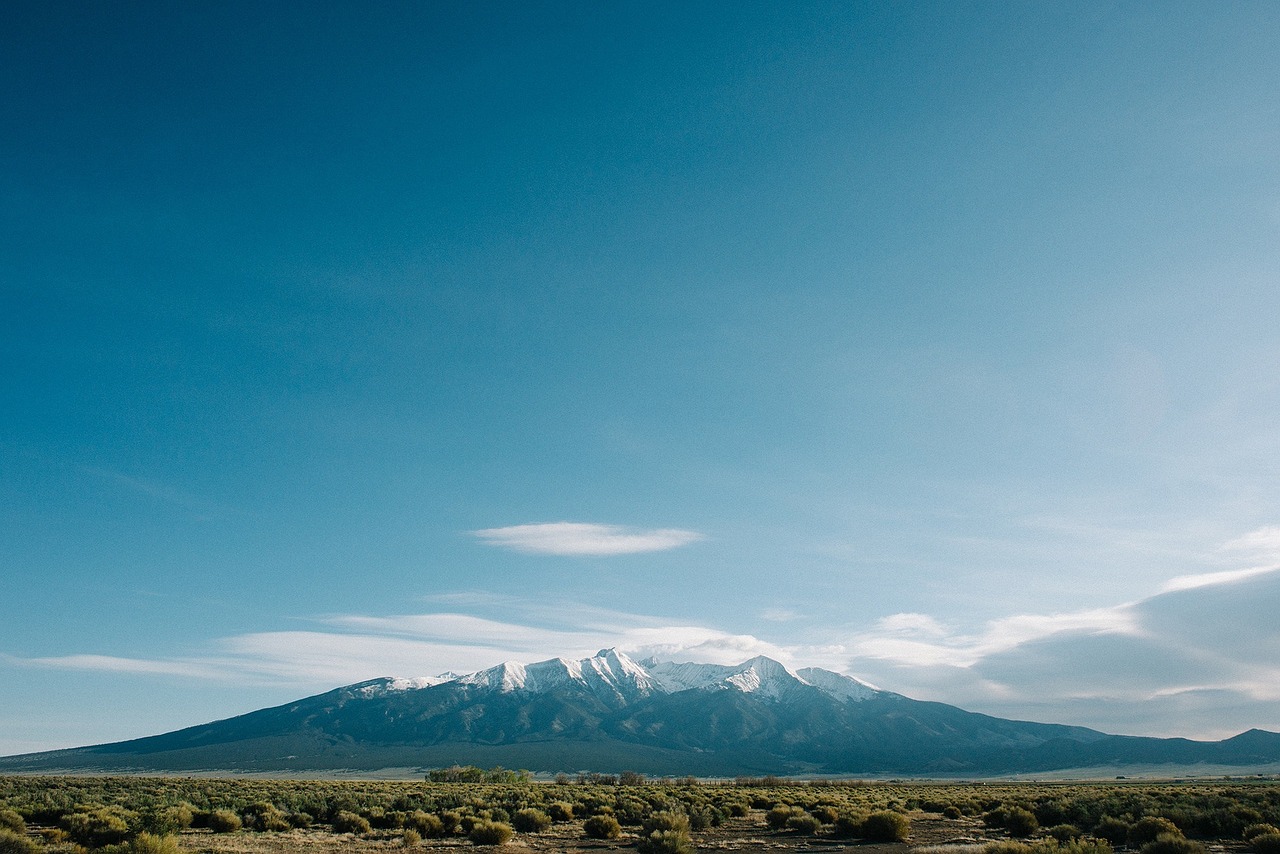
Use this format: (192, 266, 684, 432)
(3, 1, 1280, 756)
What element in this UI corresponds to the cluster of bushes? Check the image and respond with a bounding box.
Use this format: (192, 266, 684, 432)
(5, 775, 1280, 851)
(761, 803, 910, 841)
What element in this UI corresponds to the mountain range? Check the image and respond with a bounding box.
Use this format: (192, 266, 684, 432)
(4, 649, 1280, 777)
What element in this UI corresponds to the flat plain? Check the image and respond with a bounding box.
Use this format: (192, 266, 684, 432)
(3, 776, 1278, 854)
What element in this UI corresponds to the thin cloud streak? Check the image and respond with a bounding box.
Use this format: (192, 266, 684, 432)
(471, 522, 704, 556)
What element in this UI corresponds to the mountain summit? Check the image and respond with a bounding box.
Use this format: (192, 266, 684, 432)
(4, 650, 1279, 777)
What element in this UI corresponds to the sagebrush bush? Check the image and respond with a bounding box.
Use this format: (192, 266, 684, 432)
(128, 832, 181, 854)
(468, 820, 514, 846)
(1047, 824, 1084, 841)
(832, 813, 868, 838)
(767, 805, 807, 829)
(1129, 818, 1182, 847)
(547, 801, 575, 822)
(810, 805, 839, 824)
(333, 810, 372, 835)
(0, 813, 22, 835)
(0, 830, 38, 854)
(787, 814, 823, 834)
(1140, 834, 1205, 854)
(637, 811, 693, 854)
(1005, 808, 1040, 838)
(584, 815, 622, 839)
(512, 808, 551, 832)
(944, 805, 964, 819)
(861, 810, 910, 842)
(406, 811, 444, 837)
(1252, 833, 1280, 854)
(982, 843, 1031, 854)
(1247, 826, 1280, 842)
(402, 828, 422, 847)
(1093, 817, 1131, 845)
(62, 808, 133, 846)
(208, 809, 242, 833)
(1057, 840, 1115, 854)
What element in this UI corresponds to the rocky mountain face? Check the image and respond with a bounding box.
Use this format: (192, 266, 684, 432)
(4, 649, 1279, 776)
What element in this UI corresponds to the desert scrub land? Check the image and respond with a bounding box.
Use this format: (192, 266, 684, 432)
(3, 773, 1280, 854)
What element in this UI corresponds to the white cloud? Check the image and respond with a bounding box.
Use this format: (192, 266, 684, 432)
(1223, 525, 1280, 557)
(1160, 564, 1280, 593)
(760, 608, 800, 622)
(470, 522, 704, 555)
(12, 527, 1280, 741)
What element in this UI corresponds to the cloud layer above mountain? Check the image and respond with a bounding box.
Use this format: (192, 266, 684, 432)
(9, 530, 1280, 742)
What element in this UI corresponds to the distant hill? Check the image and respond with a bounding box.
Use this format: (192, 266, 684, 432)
(5, 649, 1280, 776)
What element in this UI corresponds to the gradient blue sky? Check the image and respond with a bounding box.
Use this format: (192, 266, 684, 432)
(4, 1, 1280, 755)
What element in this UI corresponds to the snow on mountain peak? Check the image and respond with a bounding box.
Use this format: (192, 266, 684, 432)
(386, 652, 880, 705)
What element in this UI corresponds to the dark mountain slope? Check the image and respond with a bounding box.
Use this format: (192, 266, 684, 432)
(4, 651, 1277, 776)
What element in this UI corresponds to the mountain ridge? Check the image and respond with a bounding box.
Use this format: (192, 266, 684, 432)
(4, 649, 1279, 777)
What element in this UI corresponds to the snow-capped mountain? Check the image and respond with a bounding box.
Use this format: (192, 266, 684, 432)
(7, 649, 1280, 777)
(381, 649, 881, 705)
(454, 650, 662, 703)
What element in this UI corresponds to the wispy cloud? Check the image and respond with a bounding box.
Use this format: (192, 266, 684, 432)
(470, 522, 704, 555)
(1160, 564, 1280, 593)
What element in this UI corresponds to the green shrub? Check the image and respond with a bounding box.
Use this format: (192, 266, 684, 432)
(0, 814, 22, 835)
(208, 809, 242, 833)
(129, 832, 181, 854)
(512, 808, 551, 833)
(1094, 817, 1131, 845)
(637, 812, 693, 854)
(1252, 833, 1280, 854)
(767, 805, 806, 829)
(584, 815, 622, 839)
(832, 813, 868, 838)
(1140, 834, 1205, 854)
(787, 814, 822, 834)
(1005, 808, 1040, 838)
(402, 828, 422, 846)
(982, 843, 1031, 854)
(1047, 824, 1084, 842)
(333, 810, 372, 835)
(1129, 818, 1182, 847)
(944, 805, 964, 819)
(548, 802, 575, 822)
(468, 821, 514, 846)
(811, 806, 839, 824)
(862, 810, 910, 843)
(0, 830, 38, 854)
(440, 811, 463, 834)
(407, 811, 445, 837)
(1247, 826, 1280, 842)
(1058, 841, 1114, 854)
(62, 808, 133, 846)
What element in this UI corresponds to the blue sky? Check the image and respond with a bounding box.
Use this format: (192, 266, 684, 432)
(4, 1, 1280, 755)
